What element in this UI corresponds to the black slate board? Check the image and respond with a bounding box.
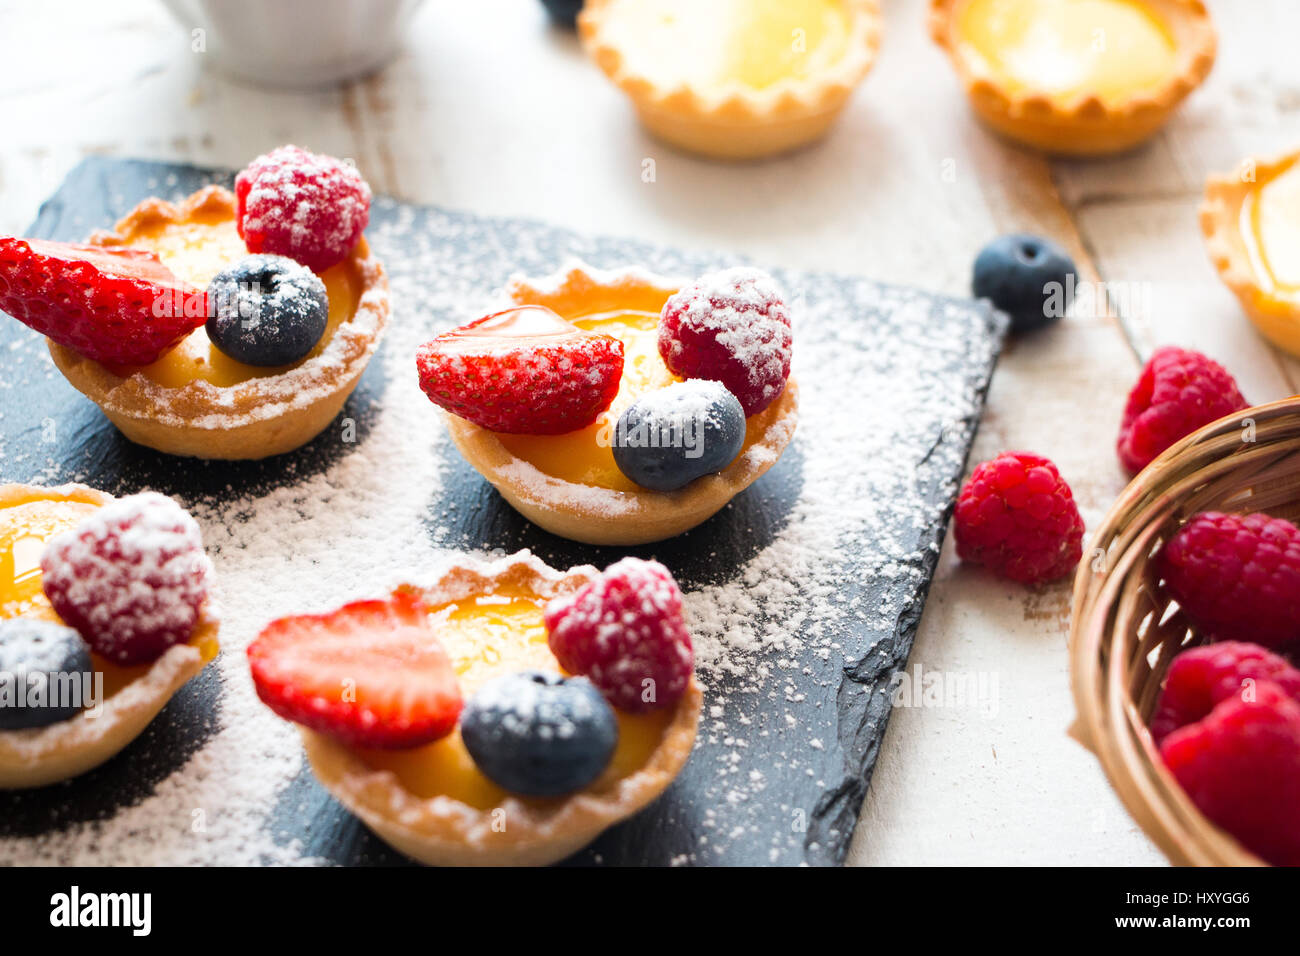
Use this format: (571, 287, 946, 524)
(0, 158, 1004, 866)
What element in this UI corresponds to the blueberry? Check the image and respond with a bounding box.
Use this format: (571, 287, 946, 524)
(972, 233, 1077, 333)
(539, 0, 583, 28)
(461, 671, 617, 797)
(0, 619, 93, 730)
(612, 380, 746, 492)
(206, 254, 329, 366)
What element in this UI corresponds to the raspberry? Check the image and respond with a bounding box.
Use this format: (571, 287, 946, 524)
(416, 305, 624, 434)
(544, 558, 693, 713)
(1150, 641, 1300, 744)
(41, 493, 213, 665)
(1117, 346, 1248, 475)
(658, 266, 792, 416)
(1157, 511, 1300, 647)
(1161, 681, 1300, 866)
(952, 451, 1085, 585)
(0, 238, 206, 365)
(235, 145, 372, 272)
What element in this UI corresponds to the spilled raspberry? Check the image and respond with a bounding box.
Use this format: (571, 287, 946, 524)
(1117, 346, 1247, 475)
(952, 451, 1085, 585)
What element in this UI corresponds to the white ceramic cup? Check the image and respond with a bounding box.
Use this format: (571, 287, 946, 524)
(159, 0, 425, 89)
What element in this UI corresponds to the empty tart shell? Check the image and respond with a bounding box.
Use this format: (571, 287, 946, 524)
(929, 0, 1216, 156)
(579, 0, 882, 160)
(1200, 149, 1300, 358)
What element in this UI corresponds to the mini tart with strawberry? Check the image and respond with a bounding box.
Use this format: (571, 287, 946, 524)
(929, 0, 1216, 156)
(1201, 149, 1300, 358)
(0, 146, 388, 460)
(248, 551, 702, 867)
(0, 483, 218, 788)
(417, 263, 798, 546)
(579, 0, 881, 160)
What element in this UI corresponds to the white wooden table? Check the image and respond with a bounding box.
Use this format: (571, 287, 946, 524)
(1, 0, 1295, 866)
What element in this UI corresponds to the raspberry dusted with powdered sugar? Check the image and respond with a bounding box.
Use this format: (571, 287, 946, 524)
(544, 557, 693, 713)
(41, 492, 213, 665)
(235, 145, 372, 272)
(658, 266, 792, 416)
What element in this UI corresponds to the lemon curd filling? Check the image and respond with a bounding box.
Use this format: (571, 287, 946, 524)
(956, 0, 1178, 105)
(0, 490, 218, 699)
(1242, 157, 1300, 296)
(355, 592, 671, 810)
(599, 0, 852, 91)
(106, 208, 360, 387)
(498, 310, 677, 492)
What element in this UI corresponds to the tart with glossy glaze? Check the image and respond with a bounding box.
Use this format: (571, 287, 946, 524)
(930, 0, 1216, 156)
(283, 552, 701, 866)
(1201, 149, 1300, 358)
(47, 186, 389, 460)
(579, 0, 881, 160)
(441, 263, 799, 546)
(0, 483, 219, 788)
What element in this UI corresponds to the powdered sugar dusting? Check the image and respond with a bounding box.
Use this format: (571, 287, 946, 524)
(0, 163, 1002, 865)
(40, 492, 212, 665)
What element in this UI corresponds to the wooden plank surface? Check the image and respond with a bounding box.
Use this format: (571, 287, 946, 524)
(1, 0, 1292, 866)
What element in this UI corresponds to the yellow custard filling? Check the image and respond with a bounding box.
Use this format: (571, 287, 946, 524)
(106, 207, 361, 388)
(1242, 157, 1300, 296)
(498, 310, 677, 492)
(956, 0, 1178, 106)
(0, 490, 218, 698)
(599, 0, 852, 91)
(355, 591, 671, 810)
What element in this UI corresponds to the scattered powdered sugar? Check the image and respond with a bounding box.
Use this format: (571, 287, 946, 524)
(0, 169, 1000, 865)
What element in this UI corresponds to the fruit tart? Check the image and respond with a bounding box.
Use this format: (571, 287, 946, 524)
(416, 262, 799, 545)
(0, 146, 388, 460)
(248, 551, 702, 866)
(1201, 148, 1300, 358)
(0, 484, 218, 788)
(929, 0, 1216, 156)
(579, 0, 881, 160)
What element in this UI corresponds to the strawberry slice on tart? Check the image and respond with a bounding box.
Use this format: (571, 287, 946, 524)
(248, 592, 463, 750)
(416, 305, 625, 435)
(0, 238, 207, 366)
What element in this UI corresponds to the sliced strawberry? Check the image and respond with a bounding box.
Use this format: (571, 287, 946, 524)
(247, 592, 462, 750)
(0, 237, 207, 366)
(415, 305, 624, 434)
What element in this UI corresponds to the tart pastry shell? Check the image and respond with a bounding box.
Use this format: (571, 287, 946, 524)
(579, 0, 881, 160)
(929, 0, 1216, 156)
(1200, 150, 1300, 358)
(0, 483, 218, 789)
(301, 552, 703, 866)
(48, 187, 390, 461)
(446, 264, 799, 546)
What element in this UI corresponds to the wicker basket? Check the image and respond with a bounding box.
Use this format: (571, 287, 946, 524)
(1070, 395, 1300, 867)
